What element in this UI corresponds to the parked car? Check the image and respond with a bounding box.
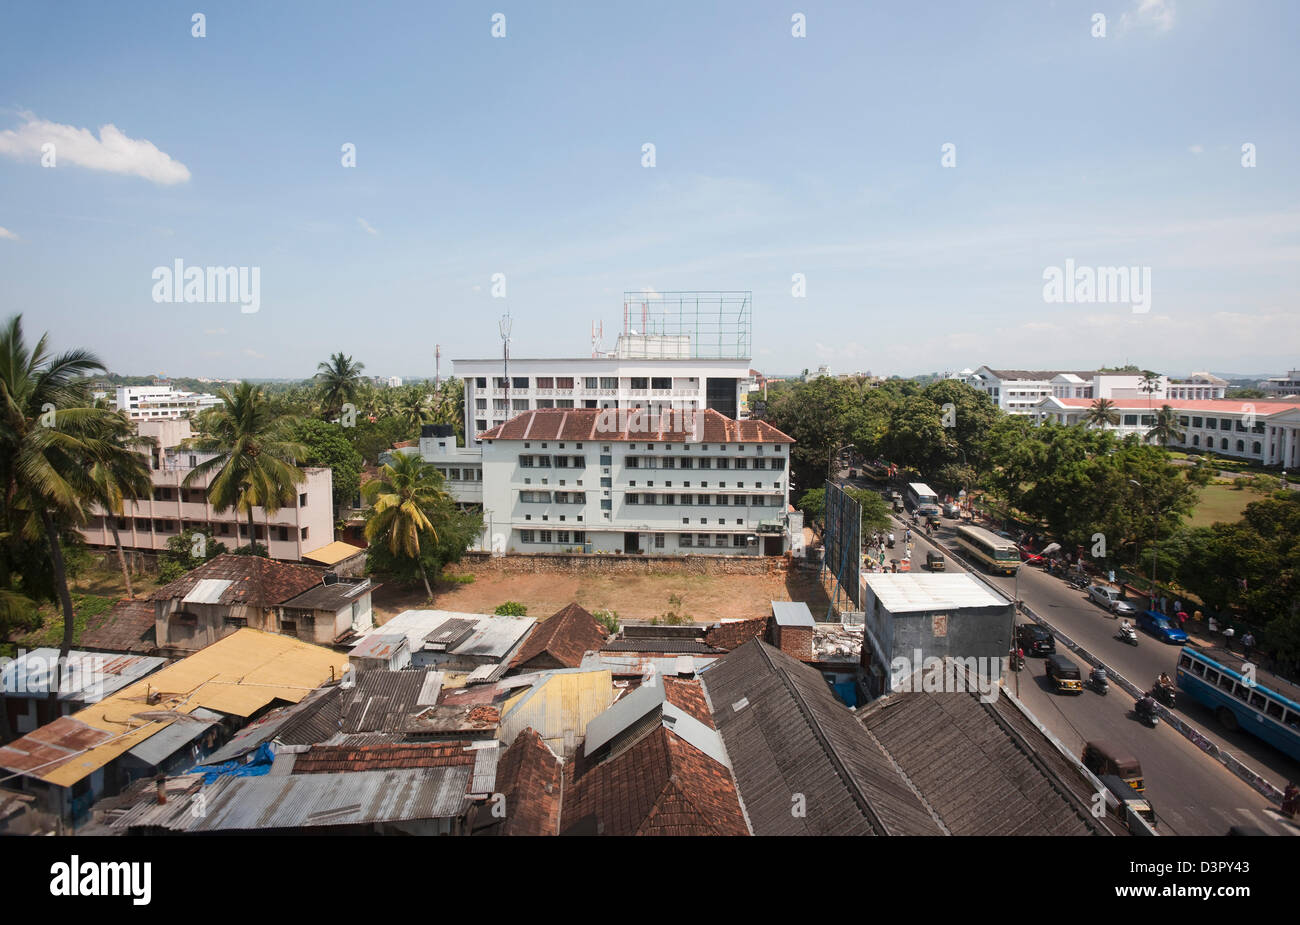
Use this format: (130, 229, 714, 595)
(1088, 585, 1137, 616)
(1137, 610, 1188, 644)
(1016, 623, 1056, 657)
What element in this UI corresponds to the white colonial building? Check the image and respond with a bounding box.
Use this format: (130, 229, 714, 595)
(958, 367, 1226, 415)
(418, 409, 797, 557)
(114, 385, 222, 421)
(1032, 397, 1300, 468)
(1260, 370, 1300, 398)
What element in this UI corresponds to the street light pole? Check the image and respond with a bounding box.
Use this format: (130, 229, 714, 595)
(1129, 479, 1160, 609)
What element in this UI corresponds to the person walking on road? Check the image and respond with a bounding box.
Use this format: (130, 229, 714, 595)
(1243, 631, 1256, 660)
(1224, 625, 1236, 651)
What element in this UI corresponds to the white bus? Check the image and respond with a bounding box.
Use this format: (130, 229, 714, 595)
(905, 482, 941, 516)
(954, 525, 1021, 575)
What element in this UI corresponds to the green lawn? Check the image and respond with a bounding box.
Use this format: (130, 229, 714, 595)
(1188, 483, 1255, 528)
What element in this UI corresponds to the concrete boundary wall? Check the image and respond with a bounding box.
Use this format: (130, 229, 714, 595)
(454, 551, 785, 576)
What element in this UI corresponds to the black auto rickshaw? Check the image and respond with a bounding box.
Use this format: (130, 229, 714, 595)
(1099, 774, 1156, 827)
(1044, 654, 1083, 694)
(925, 551, 945, 571)
(1081, 740, 1144, 792)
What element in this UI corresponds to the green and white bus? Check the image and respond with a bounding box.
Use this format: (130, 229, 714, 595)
(954, 524, 1020, 575)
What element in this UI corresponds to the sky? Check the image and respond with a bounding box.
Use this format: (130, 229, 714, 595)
(1, 0, 1297, 381)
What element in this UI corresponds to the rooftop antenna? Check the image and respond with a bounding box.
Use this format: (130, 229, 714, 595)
(434, 344, 441, 392)
(591, 320, 603, 358)
(499, 312, 513, 417)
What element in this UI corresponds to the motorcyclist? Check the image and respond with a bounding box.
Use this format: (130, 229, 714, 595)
(1136, 693, 1157, 719)
(1119, 619, 1135, 636)
(1282, 782, 1299, 818)
(1158, 672, 1172, 690)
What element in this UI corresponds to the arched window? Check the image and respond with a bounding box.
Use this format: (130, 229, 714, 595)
(1236, 440, 1245, 453)
(1192, 435, 1200, 446)
(1221, 438, 1229, 450)
(1252, 442, 1262, 454)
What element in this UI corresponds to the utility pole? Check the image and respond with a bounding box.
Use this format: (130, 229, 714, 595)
(499, 314, 512, 421)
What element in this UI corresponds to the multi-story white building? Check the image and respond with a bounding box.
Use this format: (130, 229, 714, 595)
(1260, 370, 1300, 397)
(1031, 396, 1300, 468)
(959, 367, 1226, 415)
(78, 420, 335, 561)
(423, 408, 796, 556)
(114, 384, 222, 421)
(455, 334, 757, 445)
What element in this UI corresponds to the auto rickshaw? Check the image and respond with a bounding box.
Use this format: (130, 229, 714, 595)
(1099, 774, 1157, 828)
(1044, 654, 1083, 694)
(1081, 740, 1145, 793)
(925, 551, 945, 571)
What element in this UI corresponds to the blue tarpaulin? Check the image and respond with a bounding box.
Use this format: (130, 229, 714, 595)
(189, 741, 276, 784)
(833, 681, 858, 708)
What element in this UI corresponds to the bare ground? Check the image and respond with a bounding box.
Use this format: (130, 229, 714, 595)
(372, 566, 831, 625)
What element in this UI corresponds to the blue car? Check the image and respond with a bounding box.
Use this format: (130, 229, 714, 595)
(1138, 610, 1188, 644)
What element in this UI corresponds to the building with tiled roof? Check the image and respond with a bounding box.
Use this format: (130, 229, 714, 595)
(957, 366, 1229, 417)
(75, 599, 158, 655)
(510, 603, 610, 672)
(478, 728, 564, 836)
(418, 406, 799, 558)
(148, 554, 377, 654)
(562, 674, 749, 837)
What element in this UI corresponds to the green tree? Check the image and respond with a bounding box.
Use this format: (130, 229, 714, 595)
(845, 487, 892, 534)
(184, 382, 307, 555)
(158, 527, 228, 583)
(362, 451, 453, 599)
(0, 315, 136, 700)
(495, 601, 528, 616)
(316, 352, 366, 420)
(86, 411, 154, 600)
(1145, 404, 1184, 447)
(1085, 398, 1120, 428)
(291, 417, 364, 516)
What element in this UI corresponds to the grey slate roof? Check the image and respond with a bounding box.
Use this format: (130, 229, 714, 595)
(700, 639, 946, 836)
(858, 668, 1125, 836)
(199, 684, 343, 765)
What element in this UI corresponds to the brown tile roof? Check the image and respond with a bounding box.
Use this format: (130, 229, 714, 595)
(77, 599, 158, 654)
(479, 408, 793, 444)
(703, 616, 770, 651)
(291, 742, 477, 774)
(391, 440, 418, 449)
(0, 717, 115, 776)
(485, 728, 563, 836)
(511, 603, 608, 671)
(662, 677, 714, 728)
(405, 704, 501, 736)
(147, 553, 325, 608)
(562, 726, 748, 836)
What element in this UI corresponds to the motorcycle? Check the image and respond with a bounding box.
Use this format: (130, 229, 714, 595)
(1151, 683, 1176, 708)
(1067, 572, 1090, 591)
(1087, 666, 1109, 695)
(1010, 651, 1025, 671)
(1116, 623, 1138, 646)
(1135, 696, 1160, 727)
(886, 534, 896, 549)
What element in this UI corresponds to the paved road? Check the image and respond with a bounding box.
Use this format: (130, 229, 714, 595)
(856, 491, 1298, 836)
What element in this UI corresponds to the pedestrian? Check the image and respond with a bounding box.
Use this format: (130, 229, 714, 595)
(1193, 609, 1203, 624)
(1208, 614, 1218, 635)
(1243, 631, 1256, 660)
(1223, 625, 1235, 652)
(1174, 599, 1182, 616)
(1160, 595, 1168, 615)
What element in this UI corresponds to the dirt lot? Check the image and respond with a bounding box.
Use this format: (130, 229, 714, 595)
(373, 566, 831, 625)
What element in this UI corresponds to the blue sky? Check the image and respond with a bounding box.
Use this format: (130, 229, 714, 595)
(1, 0, 1296, 380)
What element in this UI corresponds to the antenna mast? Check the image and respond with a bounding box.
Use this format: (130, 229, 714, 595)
(499, 313, 513, 418)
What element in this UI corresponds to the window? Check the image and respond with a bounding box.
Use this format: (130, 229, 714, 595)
(696, 534, 711, 547)
(1206, 418, 1217, 429)
(1220, 418, 1232, 430)
(733, 534, 747, 547)
(537, 455, 552, 467)
(538, 530, 552, 542)
(536, 377, 554, 389)
(476, 398, 487, 410)
(735, 458, 748, 469)
(600, 377, 618, 389)
(679, 457, 694, 469)
(574, 531, 585, 543)
(1237, 440, 1245, 452)
(495, 377, 507, 388)
(681, 494, 693, 505)
(573, 456, 586, 467)
(1253, 442, 1262, 454)
(555, 456, 569, 468)
(520, 455, 534, 468)
(512, 399, 529, 411)
(601, 499, 611, 511)
(557, 400, 574, 408)
(300, 527, 309, 540)
(512, 377, 529, 389)
(520, 530, 535, 544)
(654, 533, 665, 549)
(734, 495, 746, 506)
(680, 534, 693, 547)
(629, 377, 649, 390)
(535, 399, 554, 409)
(716, 534, 728, 545)
(717, 495, 729, 506)
(651, 377, 671, 389)
(699, 458, 712, 469)
(476, 419, 487, 432)
(697, 494, 709, 505)
(626, 457, 640, 468)
(716, 458, 730, 469)
(224, 616, 249, 629)
(1192, 416, 1203, 428)
(585, 377, 598, 389)
(584, 399, 597, 408)
(1123, 414, 1138, 426)
(299, 492, 308, 506)
(556, 530, 570, 543)
(600, 477, 612, 487)
(476, 377, 487, 388)
(557, 377, 574, 389)
(520, 491, 551, 503)
(278, 526, 289, 542)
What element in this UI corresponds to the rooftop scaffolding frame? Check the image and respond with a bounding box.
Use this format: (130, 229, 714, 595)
(620, 290, 752, 360)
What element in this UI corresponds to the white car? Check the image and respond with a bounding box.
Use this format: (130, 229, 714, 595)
(1088, 585, 1136, 616)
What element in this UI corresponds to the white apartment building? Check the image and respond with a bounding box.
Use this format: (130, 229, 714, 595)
(455, 338, 756, 445)
(78, 420, 335, 561)
(1260, 370, 1300, 397)
(1032, 397, 1300, 468)
(424, 408, 796, 556)
(959, 367, 1226, 415)
(114, 384, 222, 421)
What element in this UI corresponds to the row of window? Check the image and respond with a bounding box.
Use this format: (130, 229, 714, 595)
(1180, 416, 1266, 434)
(151, 487, 310, 507)
(627, 493, 782, 506)
(627, 481, 784, 489)
(1180, 654, 1300, 728)
(519, 491, 587, 504)
(679, 534, 750, 548)
(481, 377, 687, 391)
(519, 455, 586, 468)
(1189, 436, 1262, 454)
(435, 467, 482, 481)
(625, 456, 785, 470)
(95, 517, 308, 542)
(519, 529, 587, 544)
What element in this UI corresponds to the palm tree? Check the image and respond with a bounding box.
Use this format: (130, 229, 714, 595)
(397, 387, 432, 433)
(183, 382, 307, 554)
(1146, 404, 1185, 448)
(1139, 370, 1162, 413)
(1085, 398, 1121, 429)
(362, 451, 450, 600)
(87, 412, 154, 599)
(316, 352, 366, 420)
(0, 315, 126, 700)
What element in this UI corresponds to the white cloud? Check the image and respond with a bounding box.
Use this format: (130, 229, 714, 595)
(0, 226, 17, 240)
(357, 217, 378, 235)
(1121, 0, 1176, 32)
(203, 328, 226, 336)
(0, 112, 190, 184)
(1188, 144, 1204, 155)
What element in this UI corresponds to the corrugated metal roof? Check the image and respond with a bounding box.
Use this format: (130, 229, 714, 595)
(498, 669, 613, 756)
(126, 708, 223, 767)
(351, 610, 535, 661)
(0, 649, 166, 702)
(469, 742, 500, 794)
(583, 682, 666, 757)
(301, 540, 365, 566)
(864, 573, 1011, 613)
(182, 578, 233, 604)
(771, 601, 815, 627)
(117, 768, 472, 831)
(4, 629, 346, 788)
(579, 652, 720, 677)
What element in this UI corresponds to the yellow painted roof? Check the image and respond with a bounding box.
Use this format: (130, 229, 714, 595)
(38, 629, 347, 788)
(301, 540, 365, 566)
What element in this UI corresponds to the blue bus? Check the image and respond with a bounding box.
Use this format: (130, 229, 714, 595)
(1176, 646, 1300, 763)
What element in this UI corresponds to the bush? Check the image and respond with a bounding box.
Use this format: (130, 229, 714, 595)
(441, 574, 475, 585)
(592, 609, 619, 634)
(495, 601, 527, 616)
